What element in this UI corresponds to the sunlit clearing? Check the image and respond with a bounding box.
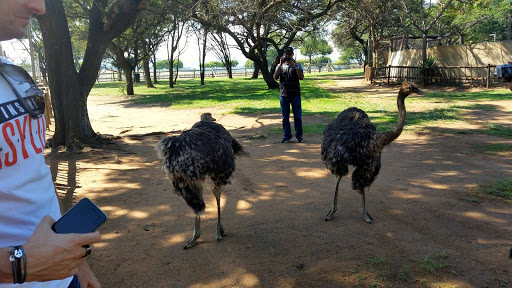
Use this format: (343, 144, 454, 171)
(163, 233, 187, 247)
(266, 155, 298, 161)
(236, 200, 252, 210)
(102, 206, 149, 219)
(409, 179, 451, 190)
(391, 191, 423, 199)
(93, 242, 108, 249)
(235, 200, 254, 216)
(205, 197, 225, 213)
(389, 209, 404, 216)
(295, 167, 329, 179)
(435, 171, 460, 176)
(189, 268, 260, 288)
(100, 232, 123, 241)
(462, 212, 507, 224)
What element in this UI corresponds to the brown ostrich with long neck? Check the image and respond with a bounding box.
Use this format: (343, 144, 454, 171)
(321, 82, 423, 223)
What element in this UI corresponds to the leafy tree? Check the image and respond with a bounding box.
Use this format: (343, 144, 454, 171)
(204, 61, 224, 68)
(36, 0, 147, 149)
(244, 60, 254, 68)
(209, 32, 236, 78)
(155, 59, 183, 69)
(313, 56, 332, 64)
(193, 0, 343, 89)
(300, 34, 333, 72)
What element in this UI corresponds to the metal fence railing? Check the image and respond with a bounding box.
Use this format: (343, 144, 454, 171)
(95, 64, 365, 83)
(372, 64, 503, 88)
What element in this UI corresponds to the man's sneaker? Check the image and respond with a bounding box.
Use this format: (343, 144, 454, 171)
(281, 137, 291, 143)
(296, 137, 303, 143)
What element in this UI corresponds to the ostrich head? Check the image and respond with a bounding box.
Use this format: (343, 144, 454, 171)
(200, 113, 216, 122)
(399, 82, 424, 98)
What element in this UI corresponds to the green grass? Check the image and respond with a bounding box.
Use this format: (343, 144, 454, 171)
(90, 69, 512, 140)
(420, 251, 449, 274)
(479, 178, 512, 199)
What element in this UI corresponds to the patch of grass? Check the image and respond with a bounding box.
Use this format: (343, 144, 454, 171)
(366, 256, 387, 267)
(90, 72, 512, 140)
(247, 134, 267, 140)
(389, 267, 414, 283)
(420, 251, 449, 274)
(480, 143, 512, 154)
(478, 178, 512, 199)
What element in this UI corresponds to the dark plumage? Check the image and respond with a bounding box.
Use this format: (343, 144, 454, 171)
(155, 113, 244, 249)
(322, 82, 423, 223)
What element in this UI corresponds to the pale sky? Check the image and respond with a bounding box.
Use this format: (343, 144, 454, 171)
(1, 36, 340, 70)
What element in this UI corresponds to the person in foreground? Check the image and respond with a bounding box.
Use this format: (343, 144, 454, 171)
(273, 46, 305, 143)
(0, 1, 101, 287)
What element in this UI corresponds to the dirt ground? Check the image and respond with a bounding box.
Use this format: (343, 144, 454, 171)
(45, 76, 512, 288)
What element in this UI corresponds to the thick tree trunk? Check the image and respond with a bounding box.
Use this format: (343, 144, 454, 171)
(37, 0, 95, 149)
(251, 64, 259, 79)
(251, 57, 278, 89)
(36, 0, 145, 149)
(143, 59, 154, 88)
(124, 67, 135, 95)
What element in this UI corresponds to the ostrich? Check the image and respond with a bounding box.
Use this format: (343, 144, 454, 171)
(321, 82, 423, 223)
(155, 113, 244, 249)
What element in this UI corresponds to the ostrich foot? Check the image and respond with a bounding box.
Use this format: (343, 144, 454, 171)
(325, 206, 337, 221)
(184, 216, 201, 249)
(362, 210, 373, 224)
(184, 234, 200, 249)
(216, 223, 225, 240)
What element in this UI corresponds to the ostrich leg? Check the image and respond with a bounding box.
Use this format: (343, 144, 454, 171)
(184, 215, 201, 249)
(325, 176, 342, 221)
(213, 185, 225, 240)
(360, 188, 373, 224)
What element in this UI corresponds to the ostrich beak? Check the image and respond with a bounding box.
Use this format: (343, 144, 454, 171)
(413, 88, 424, 95)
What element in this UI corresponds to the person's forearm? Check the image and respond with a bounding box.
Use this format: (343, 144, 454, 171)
(0, 247, 13, 283)
(296, 67, 304, 80)
(273, 65, 282, 80)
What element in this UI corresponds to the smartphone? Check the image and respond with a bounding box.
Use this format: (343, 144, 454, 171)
(52, 198, 107, 234)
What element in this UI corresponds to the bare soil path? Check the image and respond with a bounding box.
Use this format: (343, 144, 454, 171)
(46, 76, 512, 287)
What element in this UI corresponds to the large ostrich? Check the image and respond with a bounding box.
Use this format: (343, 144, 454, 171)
(155, 113, 244, 249)
(322, 82, 423, 223)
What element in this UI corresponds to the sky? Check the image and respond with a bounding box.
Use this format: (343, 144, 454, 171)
(1, 36, 341, 70)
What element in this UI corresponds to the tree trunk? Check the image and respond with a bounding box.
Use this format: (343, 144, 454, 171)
(200, 28, 208, 86)
(152, 53, 158, 84)
(251, 64, 259, 79)
(125, 67, 134, 95)
(37, 0, 95, 149)
(143, 59, 154, 88)
(169, 61, 174, 88)
(36, 0, 145, 149)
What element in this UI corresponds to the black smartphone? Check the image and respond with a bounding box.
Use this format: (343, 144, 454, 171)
(52, 198, 107, 234)
(283, 57, 292, 62)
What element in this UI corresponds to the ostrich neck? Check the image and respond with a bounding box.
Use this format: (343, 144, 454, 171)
(376, 93, 407, 148)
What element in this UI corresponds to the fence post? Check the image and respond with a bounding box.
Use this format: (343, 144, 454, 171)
(486, 64, 491, 89)
(387, 65, 391, 85)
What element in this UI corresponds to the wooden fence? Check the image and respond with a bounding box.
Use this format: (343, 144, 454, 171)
(372, 64, 504, 88)
(96, 64, 364, 83)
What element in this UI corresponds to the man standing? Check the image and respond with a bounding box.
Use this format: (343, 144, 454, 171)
(0, 1, 101, 287)
(273, 46, 305, 143)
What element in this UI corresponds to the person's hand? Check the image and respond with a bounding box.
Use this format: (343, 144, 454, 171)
(77, 261, 101, 288)
(23, 216, 101, 282)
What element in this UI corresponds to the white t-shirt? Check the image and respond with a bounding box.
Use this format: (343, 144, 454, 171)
(0, 57, 71, 288)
